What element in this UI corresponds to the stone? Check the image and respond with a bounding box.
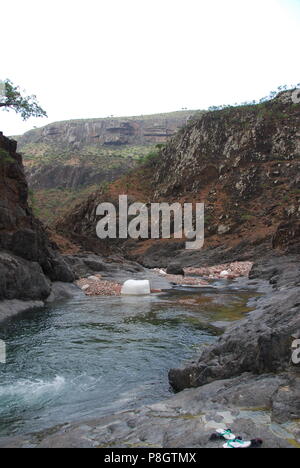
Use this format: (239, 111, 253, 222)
(166, 264, 185, 275)
(272, 377, 300, 423)
(45, 282, 84, 303)
(0, 252, 51, 302)
(217, 225, 231, 235)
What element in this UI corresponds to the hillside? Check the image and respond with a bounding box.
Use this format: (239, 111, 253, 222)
(15, 110, 200, 224)
(55, 90, 300, 265)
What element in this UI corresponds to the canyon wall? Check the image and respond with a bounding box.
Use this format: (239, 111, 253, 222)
(16, 111, 199, 224)
(0, 132, 74, 313)
(16, 111, 197, 152)
(55, 90, 300, 266)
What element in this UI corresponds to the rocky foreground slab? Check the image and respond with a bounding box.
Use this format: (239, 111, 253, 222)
(0, 372, 298, 448)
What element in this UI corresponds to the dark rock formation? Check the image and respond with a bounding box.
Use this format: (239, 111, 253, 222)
(166, 263, 185, 275)
(0, 252, 50, 301)
(272, 219, 300, 253)
(0, 132, 74, 315)
(63, 253, 145, 279)
(153, 91, 300, 198)
(169, 254, 300, 392)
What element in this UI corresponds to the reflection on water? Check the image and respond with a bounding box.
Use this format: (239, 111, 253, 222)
(0, 280, 258, 437)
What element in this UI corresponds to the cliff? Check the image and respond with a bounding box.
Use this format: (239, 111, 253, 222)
(16, 110, 197, 154)
(16, 110, 199, 224)
(55, 90, 300, 266)
(0, 132, 74, 318)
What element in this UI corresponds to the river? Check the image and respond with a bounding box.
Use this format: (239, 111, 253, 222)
(0, 280, 257, 437)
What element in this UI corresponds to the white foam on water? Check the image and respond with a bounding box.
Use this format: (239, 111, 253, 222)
(0, 376, 66, 402)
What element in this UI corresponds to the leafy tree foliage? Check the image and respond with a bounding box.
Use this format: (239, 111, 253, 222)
(0, 79, 47, 120)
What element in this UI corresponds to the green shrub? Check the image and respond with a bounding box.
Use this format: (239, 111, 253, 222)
(0, 148, 14, 164)
(138, 149, 160, 167)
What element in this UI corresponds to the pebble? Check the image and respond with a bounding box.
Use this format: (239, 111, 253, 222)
(76, 276, 122, 296)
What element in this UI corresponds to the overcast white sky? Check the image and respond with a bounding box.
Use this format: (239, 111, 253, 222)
(0, 0, 299, 136)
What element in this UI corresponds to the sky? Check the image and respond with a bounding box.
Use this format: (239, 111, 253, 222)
(0, 0, 299, 136)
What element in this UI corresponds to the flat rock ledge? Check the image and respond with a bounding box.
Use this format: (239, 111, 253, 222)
(0, 373, 299, 448)
(169, 254, 300, 392)
(0, 299, 44, 322)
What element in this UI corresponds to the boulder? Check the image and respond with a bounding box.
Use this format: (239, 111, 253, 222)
(0, 252, 51, 301)
(166, 263, 184, 275)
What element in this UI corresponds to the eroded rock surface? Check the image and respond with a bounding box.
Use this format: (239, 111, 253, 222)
(55, 91, 300, 269)
(0, 373, 298, 448)
(169, 255, 300, 391)
(0, 132, 74, 320)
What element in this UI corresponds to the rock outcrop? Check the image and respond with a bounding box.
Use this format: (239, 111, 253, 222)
(56, 90, 300, 269)
(169, 254, 300, 392)
(16, 111, 197, 155)
(17, 111, 199, 192)
(26, 162, 135, 191)
(153, 90, 300, 198)
(0, 132, 74, 319)
(15, 111, 199, 225)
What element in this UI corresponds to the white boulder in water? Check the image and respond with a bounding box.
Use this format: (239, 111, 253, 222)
(121, 279, 151, 296)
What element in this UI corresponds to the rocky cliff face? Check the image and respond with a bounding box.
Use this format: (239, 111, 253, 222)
(0, 132, 74, 310)
(26, 161, 135, 191)
(153, 91, 300, 198)
(16, 111, 199, 225)
(17, 110, 198, 192)
(56, 90, 300, 266)
(16, 111, 197, 152)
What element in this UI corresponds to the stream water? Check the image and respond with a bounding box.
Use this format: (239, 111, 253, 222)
(0, 280, 257, 437)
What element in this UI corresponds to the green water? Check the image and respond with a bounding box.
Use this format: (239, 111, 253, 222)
(0, 281, 257, 437)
